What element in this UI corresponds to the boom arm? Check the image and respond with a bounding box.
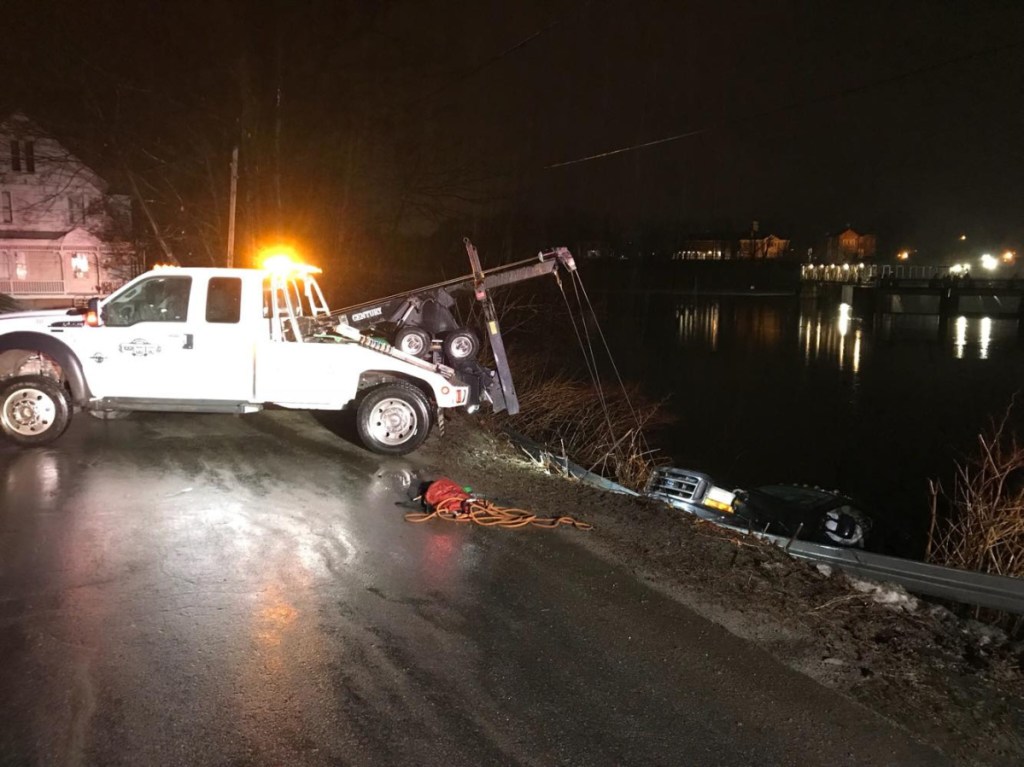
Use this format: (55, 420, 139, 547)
(332, 242, 576, 329)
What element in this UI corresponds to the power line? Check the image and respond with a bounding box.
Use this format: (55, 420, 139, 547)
(546, 38, 1024, 170)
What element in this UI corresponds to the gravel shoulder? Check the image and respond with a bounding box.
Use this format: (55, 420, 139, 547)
(419, 415, 1024, 767)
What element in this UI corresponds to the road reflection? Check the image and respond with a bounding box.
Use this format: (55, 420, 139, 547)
(0, 450, 64, 512)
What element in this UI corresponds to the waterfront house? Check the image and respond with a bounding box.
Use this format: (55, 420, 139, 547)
(0, 112, 137, 308)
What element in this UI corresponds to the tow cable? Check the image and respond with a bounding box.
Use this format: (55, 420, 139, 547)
(404, 477, 592, 531)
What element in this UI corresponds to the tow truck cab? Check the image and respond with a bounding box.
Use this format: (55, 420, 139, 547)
(0, 265, 472, 454)
(77, 266, 464, 409)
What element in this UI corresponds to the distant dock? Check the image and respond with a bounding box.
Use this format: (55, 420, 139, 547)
(801, 264, 1024, 323)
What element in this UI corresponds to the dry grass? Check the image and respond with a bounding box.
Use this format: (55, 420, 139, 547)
(483, 360, 670, 491)
(927, 406, 1024, 633)
(927, 408, 1024, 580)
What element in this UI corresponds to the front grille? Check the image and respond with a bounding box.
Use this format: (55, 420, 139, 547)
(645, 467, 710, 508)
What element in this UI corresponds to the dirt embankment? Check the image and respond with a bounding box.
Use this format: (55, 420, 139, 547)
(424, 416, 1024, 767)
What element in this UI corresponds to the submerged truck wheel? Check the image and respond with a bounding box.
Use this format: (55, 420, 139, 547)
(357, 381, 432, 455)
(0, 375, 71, 447)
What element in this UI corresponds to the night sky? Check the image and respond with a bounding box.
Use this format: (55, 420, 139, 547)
(4, 0, 1023, 263)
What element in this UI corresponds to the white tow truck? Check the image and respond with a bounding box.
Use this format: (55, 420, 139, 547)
(0, 242, 576, 454)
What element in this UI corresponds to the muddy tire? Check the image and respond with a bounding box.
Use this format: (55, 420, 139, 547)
(356, 382, 431, 455)
(0, 375, 71, 447)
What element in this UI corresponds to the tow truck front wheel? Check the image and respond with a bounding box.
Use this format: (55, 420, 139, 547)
(357, 382, 432, 455)
(0, 375, 71, 447)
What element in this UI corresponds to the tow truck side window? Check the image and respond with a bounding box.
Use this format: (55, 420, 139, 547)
(103, 276, 193, 327)
(206, 277, 242, 323)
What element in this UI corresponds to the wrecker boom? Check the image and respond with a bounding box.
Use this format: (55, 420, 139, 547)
(332, 240, 576, 329)
(331, 239, 577, 416)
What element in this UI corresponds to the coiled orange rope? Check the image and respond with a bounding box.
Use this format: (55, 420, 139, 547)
(405, 495, 593, 530)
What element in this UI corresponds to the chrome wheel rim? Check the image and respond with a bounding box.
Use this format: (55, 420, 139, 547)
(448, 335, 475, 358)
(399, 334, 426, 356)
(2, 387, 57, 437)
(369, 398, 417, 446)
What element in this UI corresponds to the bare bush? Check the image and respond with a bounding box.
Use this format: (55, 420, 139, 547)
(482, 360, 670, 491)
(927, 408, 1024, 582)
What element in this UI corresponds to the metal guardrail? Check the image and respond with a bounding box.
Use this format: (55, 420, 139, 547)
(744, 528, 1024, 615)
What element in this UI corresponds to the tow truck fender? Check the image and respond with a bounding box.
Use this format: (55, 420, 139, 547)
(357, 367, 467, 410)
(0, 332, 92, 404)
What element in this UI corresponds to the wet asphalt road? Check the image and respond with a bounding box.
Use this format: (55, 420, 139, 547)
(0, 411, 947, 767)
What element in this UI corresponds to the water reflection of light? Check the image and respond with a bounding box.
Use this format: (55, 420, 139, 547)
(797, 306, 865, 377)
(675, 302, 720, 350)
(954, 316, 967, 359)
(838, 303, 851, 337)
(979, 317, 991, 359)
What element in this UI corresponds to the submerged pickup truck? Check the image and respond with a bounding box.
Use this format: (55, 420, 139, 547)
(0, 257, 520, 455)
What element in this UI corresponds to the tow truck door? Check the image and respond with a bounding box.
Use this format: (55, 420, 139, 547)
(80, 273, 254, 400)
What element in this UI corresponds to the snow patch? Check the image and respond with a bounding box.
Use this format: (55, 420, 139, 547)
(848, 577, 920, 612)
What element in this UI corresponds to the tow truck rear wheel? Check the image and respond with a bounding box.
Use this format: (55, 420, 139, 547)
(394, 327, 431, 358)
(0, 375, 71, 447)
(357, 381, 432, 455)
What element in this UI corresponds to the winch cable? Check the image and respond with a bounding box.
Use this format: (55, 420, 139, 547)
(557, 277, 626, 466)
(555, 275, 619, 448)
(555, 270, 655, 472)
(571, 271, 645, 431)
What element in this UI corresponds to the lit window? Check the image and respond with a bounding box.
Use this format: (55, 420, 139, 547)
(71, 253, 90, 278)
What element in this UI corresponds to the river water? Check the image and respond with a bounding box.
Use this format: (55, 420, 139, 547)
(586, 291, 1024, 555)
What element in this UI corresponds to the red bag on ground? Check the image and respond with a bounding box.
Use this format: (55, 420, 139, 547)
(424, 478, 470, 509)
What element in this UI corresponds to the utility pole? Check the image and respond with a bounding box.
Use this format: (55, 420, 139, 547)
(226, 146, 239, 268)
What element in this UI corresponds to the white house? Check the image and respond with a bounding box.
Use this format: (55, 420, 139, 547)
(0, 112, 137, 308)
